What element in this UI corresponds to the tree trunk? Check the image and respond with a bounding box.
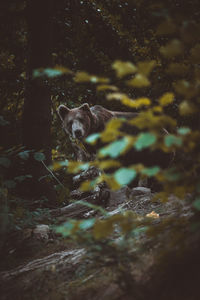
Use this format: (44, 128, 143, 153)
(22, 0, 55, 202)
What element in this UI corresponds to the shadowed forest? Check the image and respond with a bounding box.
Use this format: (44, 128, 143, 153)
(1, 0, 200, 299)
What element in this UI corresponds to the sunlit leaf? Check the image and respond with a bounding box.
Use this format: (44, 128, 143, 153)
(98, 159, 121, 170)
(74, 72, 109, 83)
(159, 93, 174, 106)
(79, 218, 96, 230)
(85, 133, 100, 144)
(114, 168, 137, 185)
(134, 132, 157, 150)
(177, 127, 191, 135)
(97, 84, 118, 92)
(112, 60, 137, 78)
(164, 135, 182, 147)
(120, 97, 151, 108)
(141, 166, 160, 177)
(99, 137, 129, 158)
(127, 74, 150, 87)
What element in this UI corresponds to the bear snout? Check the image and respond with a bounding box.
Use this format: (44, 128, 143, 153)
(74, 129, 83, 139)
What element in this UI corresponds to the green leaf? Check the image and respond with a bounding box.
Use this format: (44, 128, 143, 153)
(85, 133, 100, 144)
(193, 197, 200, 210)
(55, 221, 74, 237)
(134, 133, 157, 151)
(142, 166, 160, 177)
(0, 157, 11, 168)
(99, 137, 129, 158)
(34, 152, 45, 161)
(79, 218, 96, 230)
(114, 168, 137, 185)
(177, 127, 191, 135)
(18, 151, 30, 160)
(164, 135, 182, 147)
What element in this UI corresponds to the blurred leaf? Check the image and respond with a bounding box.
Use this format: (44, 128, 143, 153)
(160, 39, 183, 58)
(112, 60, 137, 78)
(79, 218, 96, 230)
(14, 175, 32, 182)
(177, 127, 191, 135)
(142, 166, 160, 177)
(114, 168, 137, 185)
(98, 159, 121, 170)
(34, 152, 45, 161)
(97, 84, 118, 92)
(120, 97, 151, 108)
(166, 63, 189, 76)
(193, 197, 200, 210)
(159, 93, 174, 106)
(99, 137, 129, 158)
(74, 72, 109, 84)
(156, 19, 176, 35)
(0, 157, 11, 168)
(179, 101, 196, 115)
(93, 219, 114, 240)
(51, 159, 69, 171)
(137, 60, 156, 76)
(134, 132, 157, 150)
(127, 74, 150, 87)
(164, 135, 182, 147)
(85, 133, 100, 144)
(18, 150, 30, 160)
(174, 80, 197, 99)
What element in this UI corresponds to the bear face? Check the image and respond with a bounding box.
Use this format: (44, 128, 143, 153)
(58, 103, 93, 140)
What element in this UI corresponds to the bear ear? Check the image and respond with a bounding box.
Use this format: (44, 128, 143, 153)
(57, 105, 70, 121)
(80, 103, 90, 112)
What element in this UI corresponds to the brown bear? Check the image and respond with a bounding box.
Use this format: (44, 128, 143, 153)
(58, 103, 138, 161)
(58, 103, 137, 141)
(58, 103, 172, 189)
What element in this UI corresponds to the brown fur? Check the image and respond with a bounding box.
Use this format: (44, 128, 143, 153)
(58, 103, 137, 141)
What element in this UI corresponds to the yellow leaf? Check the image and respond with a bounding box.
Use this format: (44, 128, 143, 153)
(127, 74, 151, 87)
(98, 159, 121, 170)
(160, 39, 183, 58)
(173, 80, 197, 99)
(93, 219, 114, 240)
(159, 93, 174, 106)
(137, 60, 156, 76)
(179, 101, 196, 115)
(121, 97, 151, 108)
(97, 84, 119, 92)
(112, 60, 137, 78)
(74, 72, 109, 83)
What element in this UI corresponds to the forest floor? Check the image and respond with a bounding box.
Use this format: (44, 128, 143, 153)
(0, 186, 200, 300)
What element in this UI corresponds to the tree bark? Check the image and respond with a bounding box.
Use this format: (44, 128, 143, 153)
(22, 0, 55, 201)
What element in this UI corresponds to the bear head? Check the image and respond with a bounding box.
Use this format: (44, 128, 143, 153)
(57, 103, 93, 140)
